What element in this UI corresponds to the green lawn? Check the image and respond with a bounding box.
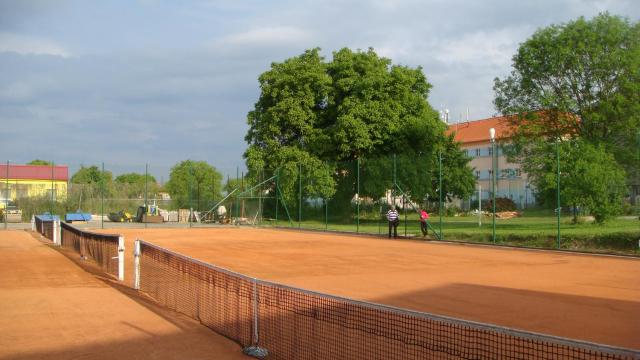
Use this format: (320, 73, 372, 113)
(263, 212, 640, 255)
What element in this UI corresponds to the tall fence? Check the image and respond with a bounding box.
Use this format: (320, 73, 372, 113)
(7, 157, 639, 253)
(134, 240, 638, 360)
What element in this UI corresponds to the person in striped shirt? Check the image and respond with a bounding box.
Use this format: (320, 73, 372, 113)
(386, 206, 400, 238)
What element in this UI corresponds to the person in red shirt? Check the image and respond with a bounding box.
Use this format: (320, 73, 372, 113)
(419, 209, 429, 237)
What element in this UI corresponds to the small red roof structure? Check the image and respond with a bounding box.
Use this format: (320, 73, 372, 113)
(0, 164, 68, 181)
(446, 116, 512, 145)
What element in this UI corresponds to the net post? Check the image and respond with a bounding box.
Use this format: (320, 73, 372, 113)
(53, 218, 59, 246)
(253, 280, 259, 344)
(31, 215, 35, 232)
(243, 279, 268, 358)
(133, 239, 141, 289)
(118, 235, 125, 281)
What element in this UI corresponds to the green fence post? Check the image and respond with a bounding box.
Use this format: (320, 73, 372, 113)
(50, 161, 54, 216)
(324, 197, 328, 231)
(188, 163, 193, 228)
(556, 139, 561, 249)
(439, 150, 443, 241)
(258, 169, 263, 226)
(491, 135, 496, 243)
(101, 162, 105, 229)
(299, 163, 302, 228)
(405, 194, 408, 237)
(275, 169, 279, 226)
(235, 167, 239, 224)
(393, 154, 397, 207)
(378, 204, 381, 235)
(356, 158, 360, 234)
(5, 160, 9, 230)
(144, 164, 148, 229)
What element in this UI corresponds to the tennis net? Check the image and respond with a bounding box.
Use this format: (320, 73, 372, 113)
(135, 240, 638, 360)
(33, 215, 57, 243)
(61, 222, 124, 280)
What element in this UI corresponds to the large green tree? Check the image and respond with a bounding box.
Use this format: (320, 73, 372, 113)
(71, 165, 113, 185)
(69, 165, 114, 206)
(494, 13, 640, 206)
(515, 139, 626, 223)
(115, 173, 158, 198)
(165, 160, 223, 210)
(245, 48, 474, 213)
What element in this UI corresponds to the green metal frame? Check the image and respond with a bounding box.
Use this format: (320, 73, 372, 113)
(231, 172, 294, 227)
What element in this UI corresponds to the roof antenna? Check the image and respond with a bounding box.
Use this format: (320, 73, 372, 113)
(466, 107, 470, 124)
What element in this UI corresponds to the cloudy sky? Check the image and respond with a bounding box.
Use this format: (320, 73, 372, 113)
(1, 0, 638, 180)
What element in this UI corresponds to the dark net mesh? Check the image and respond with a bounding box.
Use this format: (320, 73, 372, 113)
(136, 241, 637, 360)
(138, 242, 254, 345)
(60, 222, 121, 278)
(34, 216, 55, 241)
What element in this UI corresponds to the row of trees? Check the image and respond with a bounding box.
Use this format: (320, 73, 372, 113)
(24, 161, 225, 212)
(243, 13, 638, 223)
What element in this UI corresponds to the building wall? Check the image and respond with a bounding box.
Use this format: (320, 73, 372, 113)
(0, 179, 68, 206)
(459, 141, 535, 209)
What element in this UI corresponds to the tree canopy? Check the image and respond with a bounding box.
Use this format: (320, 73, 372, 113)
(115, 172, 158, 198)
(165, 160, 223, 210)
(494, 13, 640, 216)
(27, 159, 53, 166)
(71, 165, 112, 185)
(245, 48, 474, 210)
(512, 139, 626, 223)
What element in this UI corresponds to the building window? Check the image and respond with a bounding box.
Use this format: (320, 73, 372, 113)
(515, 168, 522, 177)
(488, 147, 493, 156)
(475, 170, 480, 179)
(475, 148, 481, 157)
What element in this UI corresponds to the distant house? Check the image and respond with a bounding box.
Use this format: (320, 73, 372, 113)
(157, 192, 171, 200)
(447, 116, 534, 208)
(0, 164, 69, 207)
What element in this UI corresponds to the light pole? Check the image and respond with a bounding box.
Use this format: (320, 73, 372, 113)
(490, 128, 496, 243)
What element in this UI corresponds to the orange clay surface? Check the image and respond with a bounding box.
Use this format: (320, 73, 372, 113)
(0, 230, 249, 360)
(101, 227, 640, 350)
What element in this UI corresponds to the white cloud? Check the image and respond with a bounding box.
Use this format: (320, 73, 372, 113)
(0, 32, 71, 57)
(433, 28, 530, 68)
(219, 26, 312, 47)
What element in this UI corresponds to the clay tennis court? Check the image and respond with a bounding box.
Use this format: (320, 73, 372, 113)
(0, 230, 249, 360)
(100, 226, 640, 350)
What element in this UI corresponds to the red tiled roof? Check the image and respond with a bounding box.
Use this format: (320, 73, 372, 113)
(0, 164, 68, 181)
(446, 116, 513, 144)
